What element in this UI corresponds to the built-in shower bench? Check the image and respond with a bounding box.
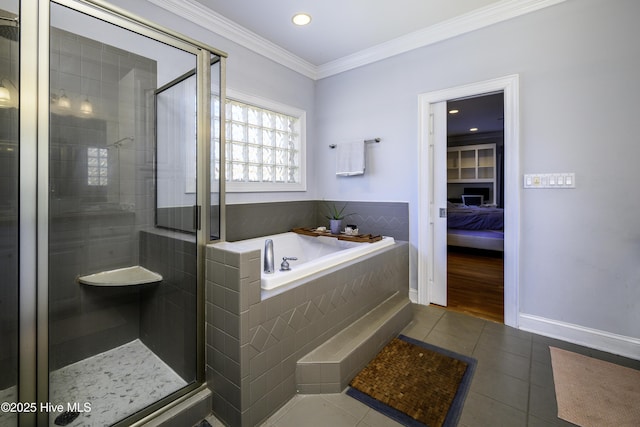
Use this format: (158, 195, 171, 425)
(295, 292, 412, 393)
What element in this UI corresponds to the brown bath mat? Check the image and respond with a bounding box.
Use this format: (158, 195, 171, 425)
(348, 335, 475, 427)
(550, 346, 640, 426)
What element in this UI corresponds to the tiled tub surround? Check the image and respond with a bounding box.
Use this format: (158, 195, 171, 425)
(337, 201, 410, 242)
(225, 201, 316, 242)
(205, 239, 409, 426)
(225, 201, 409, 242)
(296, 293, 412, 394)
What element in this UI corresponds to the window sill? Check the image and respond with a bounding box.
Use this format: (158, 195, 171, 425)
(225, 181, 307, 192)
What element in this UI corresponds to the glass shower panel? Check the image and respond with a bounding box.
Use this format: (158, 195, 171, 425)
(0, 2, 18, 427)
(49, 3, 198, 425)
(211, 59, 221, 240)
(156, 73, 197, 233)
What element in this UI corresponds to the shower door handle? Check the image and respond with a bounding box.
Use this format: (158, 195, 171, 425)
(193, 205, 201, 230)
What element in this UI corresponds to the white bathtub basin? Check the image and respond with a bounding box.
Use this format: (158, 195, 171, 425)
(232, 232, 395, 290)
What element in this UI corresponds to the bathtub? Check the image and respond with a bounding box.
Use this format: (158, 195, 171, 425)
(233, 232, 395, 290)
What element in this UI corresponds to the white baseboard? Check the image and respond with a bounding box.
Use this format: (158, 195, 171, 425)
(409, 288, 418, 304)
(519, 313, 640, 361)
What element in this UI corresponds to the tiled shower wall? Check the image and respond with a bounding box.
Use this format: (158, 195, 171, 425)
(0, 104, 18, 389)
(48, 28, 159, 370)
(49, 210, 139, 370)
(139, 230, 198, 381)
(0, 222, 17, 390)
(205, 239, 409, 426)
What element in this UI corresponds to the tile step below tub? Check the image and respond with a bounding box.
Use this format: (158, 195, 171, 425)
(295, 293, 412, 394)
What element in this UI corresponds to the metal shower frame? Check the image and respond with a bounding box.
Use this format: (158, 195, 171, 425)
(18, 0, 227, 424)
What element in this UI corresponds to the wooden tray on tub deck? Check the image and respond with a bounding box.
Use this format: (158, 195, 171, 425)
(291, 228, 382, 243)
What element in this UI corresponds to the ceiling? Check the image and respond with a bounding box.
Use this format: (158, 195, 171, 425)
(152, 1, 544, 135)
(152, 0, 565, 79)
(448, 93, 504, 137)
(193, 0, 502, 66)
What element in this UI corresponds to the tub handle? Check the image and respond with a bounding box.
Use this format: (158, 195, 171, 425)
(280, 257, 298, 271)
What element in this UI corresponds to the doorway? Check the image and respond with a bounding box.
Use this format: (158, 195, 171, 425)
(446, 93, 505, 322)
(417, 75, 520, 328)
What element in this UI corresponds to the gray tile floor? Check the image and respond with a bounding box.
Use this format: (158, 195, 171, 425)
(206, 304, 640, 426)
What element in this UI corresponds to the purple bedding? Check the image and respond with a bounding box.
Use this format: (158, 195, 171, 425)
(447, 205, 504, 230)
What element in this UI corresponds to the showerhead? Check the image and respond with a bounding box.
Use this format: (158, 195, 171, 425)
(107, 136, 134, 149)
(0, 15, 19, 42)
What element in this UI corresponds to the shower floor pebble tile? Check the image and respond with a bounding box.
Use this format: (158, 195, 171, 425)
(49, 339, 187, 426)
(0, 385, 17, 427)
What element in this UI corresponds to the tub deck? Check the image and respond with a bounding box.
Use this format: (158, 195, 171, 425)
(291, 227, 383, 243)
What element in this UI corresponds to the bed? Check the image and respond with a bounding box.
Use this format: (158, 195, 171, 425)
(447, 201, 504, 251)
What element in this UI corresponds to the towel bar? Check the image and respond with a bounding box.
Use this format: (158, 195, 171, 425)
(329, 137, 380, 149)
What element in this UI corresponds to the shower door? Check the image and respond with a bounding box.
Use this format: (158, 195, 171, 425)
(0, 1, 19, 427)
(41, 1, 223, 426)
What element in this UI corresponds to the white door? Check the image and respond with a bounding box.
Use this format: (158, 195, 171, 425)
(430, 101, 448, 306)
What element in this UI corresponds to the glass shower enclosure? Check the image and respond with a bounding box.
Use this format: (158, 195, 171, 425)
(0, 1, 19, 427)
(6, 0, 225, 425)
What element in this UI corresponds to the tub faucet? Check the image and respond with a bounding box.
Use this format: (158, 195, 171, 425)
(264, 239, 275, 274)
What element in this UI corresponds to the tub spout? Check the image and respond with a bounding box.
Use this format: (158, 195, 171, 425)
(264, 239, 275, 274)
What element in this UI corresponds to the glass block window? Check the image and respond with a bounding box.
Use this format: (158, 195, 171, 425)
(87, 147, 108, 186)
(218, 92, 306, 192)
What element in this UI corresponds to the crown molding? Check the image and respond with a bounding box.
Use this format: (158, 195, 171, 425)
(146, 0, 318, 79)
(148, 0, 565, 81)
(316, 0, 567, 79)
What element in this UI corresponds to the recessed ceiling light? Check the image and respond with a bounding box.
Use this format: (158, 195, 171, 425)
(448, 109, 459, 114)
(292, 13, 312, 26)
(469, 127, 478, 132)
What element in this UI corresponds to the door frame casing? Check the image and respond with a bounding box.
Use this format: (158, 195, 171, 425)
(417, 75, 520, 327)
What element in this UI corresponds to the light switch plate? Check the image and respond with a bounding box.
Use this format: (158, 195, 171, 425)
(524, 173, 575, 189)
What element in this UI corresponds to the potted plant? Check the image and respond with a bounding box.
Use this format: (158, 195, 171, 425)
(324, 202, 353, 235)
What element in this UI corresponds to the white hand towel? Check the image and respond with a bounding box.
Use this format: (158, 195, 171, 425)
(336, 141, 365, 176)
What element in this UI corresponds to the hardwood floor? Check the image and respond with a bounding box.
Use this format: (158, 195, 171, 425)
(446, 246, 504, 323)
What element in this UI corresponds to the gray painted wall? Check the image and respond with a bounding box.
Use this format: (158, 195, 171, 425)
(107, 0, 639, 343)
(314, 0, 640, 339)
